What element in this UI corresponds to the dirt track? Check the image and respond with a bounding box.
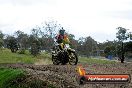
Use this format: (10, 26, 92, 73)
(0, 62, 132, 88)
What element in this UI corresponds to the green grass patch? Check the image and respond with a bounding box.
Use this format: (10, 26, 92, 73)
(0, 49, 37, 64)
(79, 57, 117, 64)
(0, 68, 26, 88)
(0, 49, 52, 64)
(0, 67, 56, 88)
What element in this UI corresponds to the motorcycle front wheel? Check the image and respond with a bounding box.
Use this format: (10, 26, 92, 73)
(52, 55, 60, 65)
(68, 52, 78, 65)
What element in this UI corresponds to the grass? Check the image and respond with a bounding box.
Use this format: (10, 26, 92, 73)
(0, 48, 117, 65)
(0, 67, 26, 88)
(38, 51, 117, 65)
(0, 49, 52, 64)
(0, 67, 56, 88)
(79, 57, 117, 64)
(0, 49, 37, 64)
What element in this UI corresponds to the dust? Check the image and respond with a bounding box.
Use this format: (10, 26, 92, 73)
(34, 59, 52, 65)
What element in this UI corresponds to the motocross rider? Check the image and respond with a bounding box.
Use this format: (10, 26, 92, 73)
(56, 27, 70, 50)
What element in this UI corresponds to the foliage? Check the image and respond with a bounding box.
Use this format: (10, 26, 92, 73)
(6, 36, 19, 53)
(79, 57, 116, 64)
(104, 45, 116, 58)
(0, 31, 4, 48)
(0, 31, 4, 39)
(0, 67, 56, 88)
(18, 48, 26, 54)
(0, 68, 26, 88)
(77, 36, 98, 57)
(104, 46, 111, 57)
(116, 27, 129, 41)
(0, 38, 4, 48)
(30, 35, 41, 56)
(0, 49, 36, 63)
(124, 41, 132, 52)
(31, 43, 40, 56)
(14, 30, 29, 51)
(124, 42, 132, 59)
(130, 32, 132, 40)
(116, 27, 130, 63)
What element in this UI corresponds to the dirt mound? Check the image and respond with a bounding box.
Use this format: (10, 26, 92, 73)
(0, 63, 132, 88)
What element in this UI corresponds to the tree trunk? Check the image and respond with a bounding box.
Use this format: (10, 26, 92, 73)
(121, 42, 124, 63)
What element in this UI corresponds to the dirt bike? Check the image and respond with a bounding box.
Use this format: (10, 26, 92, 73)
(51, 42, 78, 65)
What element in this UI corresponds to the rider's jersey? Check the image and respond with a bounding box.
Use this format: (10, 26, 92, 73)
(56, 34, 70, 44)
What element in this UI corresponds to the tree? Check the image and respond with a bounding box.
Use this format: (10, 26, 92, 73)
(37, 21, 63, 51)
(20, 34, 29, 49)
(124, 42, 132, 52)
(0, 38, 4, 49)
(77, 36, 98, 57)
(104, 46, 111, 58)
(6, 36, 19, 53)
(44, 21, 59, 38)
(29, 35, 41, 56)
(124, 42, 132, 59)
(31, 28, 41, 38)
(14, 30, 30, 54)
(116, 27, 129, 63)
(104, 45, 116, 58)
(0, 31, 4, 39)
(14, 30, 24, 38)
(0, 31, 4, 49)
(129, 32, 132, 40)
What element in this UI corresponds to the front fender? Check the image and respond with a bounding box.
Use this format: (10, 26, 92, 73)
(67, 48, 75, 53)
